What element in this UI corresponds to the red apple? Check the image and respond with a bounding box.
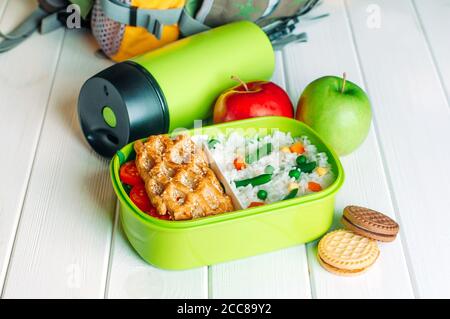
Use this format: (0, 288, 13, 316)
(213, 78, 294, 124)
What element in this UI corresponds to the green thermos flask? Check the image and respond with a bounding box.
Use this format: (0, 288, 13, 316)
(78, 21, 275, 157)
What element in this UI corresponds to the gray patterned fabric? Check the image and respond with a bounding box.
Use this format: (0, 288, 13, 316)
(194, 0, 309, 28)
(196, 0, 270, 27)
(91, 0, 128, 57)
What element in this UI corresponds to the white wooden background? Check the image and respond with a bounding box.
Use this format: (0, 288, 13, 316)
(0, 0, 449, 299)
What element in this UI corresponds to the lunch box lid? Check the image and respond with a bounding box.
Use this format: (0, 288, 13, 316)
(110, 116, 345, 229)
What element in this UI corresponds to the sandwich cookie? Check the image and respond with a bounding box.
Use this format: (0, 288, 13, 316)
(317, 229, 380, 276)
(341, 205, 400, 242)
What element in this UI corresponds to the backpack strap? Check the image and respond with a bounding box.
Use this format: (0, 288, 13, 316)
(0, 0, 69, 53)
(101, 0, 210, 38)
(178, 8, 209, 36)
(101, 0, 184, 39)
(0, 7, 50, 53)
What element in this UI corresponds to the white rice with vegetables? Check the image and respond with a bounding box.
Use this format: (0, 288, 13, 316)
(204, 131, 334, 209)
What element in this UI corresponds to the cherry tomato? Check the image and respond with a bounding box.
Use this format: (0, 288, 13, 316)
(129, 184, 171, 220)
(129, 184, 153, 212)
(120, 161, 143, 186)
(146, 209, 172, 220)
(248, 202, 265, 208)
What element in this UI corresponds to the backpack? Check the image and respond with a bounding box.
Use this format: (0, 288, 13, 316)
(0, 0, 325, 60)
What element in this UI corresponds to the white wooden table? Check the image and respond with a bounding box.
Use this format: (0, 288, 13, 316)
(1, 0, 449, 299)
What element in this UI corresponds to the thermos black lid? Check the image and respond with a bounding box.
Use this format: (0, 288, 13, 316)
(78, 61, 169, 158)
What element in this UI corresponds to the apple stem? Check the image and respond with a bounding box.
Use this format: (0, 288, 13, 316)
(341, 72, 347, 94)
(231, 75, 249, 92)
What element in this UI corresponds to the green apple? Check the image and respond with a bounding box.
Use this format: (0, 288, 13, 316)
(296, 75, 372, 156)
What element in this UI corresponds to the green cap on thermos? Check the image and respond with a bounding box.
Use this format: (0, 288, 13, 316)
(78, 21, 275, 157)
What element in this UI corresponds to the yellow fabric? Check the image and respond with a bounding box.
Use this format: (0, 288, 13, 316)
(112, 0, 186, 62)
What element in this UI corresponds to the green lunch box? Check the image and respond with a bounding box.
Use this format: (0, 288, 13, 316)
(110, 117, 344, 270)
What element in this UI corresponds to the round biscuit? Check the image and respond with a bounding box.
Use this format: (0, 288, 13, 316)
(341, 216, 397, 242)
(318, 229, 380, 270)
(317, 254, 368, 277)
(343, 205, 399, 236)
